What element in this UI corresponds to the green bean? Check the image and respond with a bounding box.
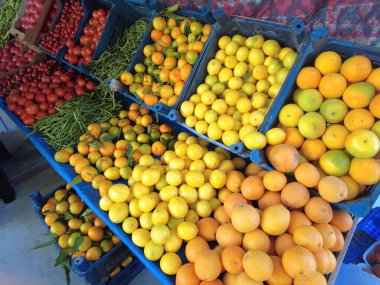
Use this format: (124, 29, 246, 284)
(0, 0, 22, 48)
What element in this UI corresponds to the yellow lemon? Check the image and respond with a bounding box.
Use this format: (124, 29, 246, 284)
(122, 217, 138, 234)
(265, 128, 286, 145)
(187, 144, 204, 160)
(177, 221, 198, 241)
(144, 240, 164, 261)
(196, 200, 212, 217)
(212, 99, 228, 115)
(139, 212, 153, 230)
(209, 169, 227, 189)
(243, 131, 267, 150)
(151, 208, 170, 225)
(166, 170, 183, 186)
(109, 202, 129, 224)
(151, 224, 171, 245)
(141, 169, 161, 187)
(168, 196, 189, 218)
(159, 185, 179, 202)
(164, 228, 183, 253)
(236, 97, 252, 113)
(249, 48, 265, 66)
(108, 184, 130, 203)
(160, 252, 182, 275)
(132, 228, 151, 247)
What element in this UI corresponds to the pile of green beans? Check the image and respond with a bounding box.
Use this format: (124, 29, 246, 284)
(88, 19, 148, 81)
(32, 85, 122, 150)
(0, 0, 22, 48)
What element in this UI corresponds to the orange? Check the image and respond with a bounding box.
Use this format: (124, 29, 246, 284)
(180, 18, 192, 33)
(151, 29, 163, 41)
(194, 249, 222, 281)
(349, 157, 380, 185)
(258, 191, 282, 210)
(225, 170, 245, 193)
(214, 206, 231, 225)
(221, 245, 245, 274)
(369, 94, 380, 118)
(174, 81, 185, 96)
(340, 55, 372, 83)
(242, 229, 270, 253)
(223, 273, 237, 285)
(192, 41, 204, 53)
(242, 250, 273, 281)
(176, 263, 201, 285)
(260, 204, 290, 236)
(143, 94, 159, 106)
(197, 217, 219, 242)
(314, 223, 337, 249)
(169, 68, 181, 83)
(235, 271, 261, 285)
(294, 163, 320, 187)
(282, 246, 316, 278)
(88, 226, 104, 242)
(300, 139, 326, 161)
(160, 34, 172, 47)
(343, 82, 375, 109)
(330, 210, 353, 232)
(223, 192, 247, 217)
(304, 197, 333, 224)
(319, 73, 347, 99)
(314, 51, 342, 75)
(177, 58, 187, 69)
(159, 85, 174, 99)
(240, 176, 265, 200)
(283, 127, 305, 148)
(185, 236, 209, 263)
(152, 52, 164, 65)
(154, 42, 163, 52)
(163, 57, 177, 70)
(77, 141, 89, 156)
(312, 248, 332, 274)
(296, 67, 321, 89)
(275, 233, 296, 257)
(367, 67, 380, 91)
(231, 204, 260, 233)
(344, 108, 375, 131)
(318, 176, 348, 203)
(322, 124, 350, 150)
(200, 280, 223, 285)
(263, 170, 287, 191)
(329, 225, 344, 252)
(180, 64, 192, 81)
(152, 141, 166, 156)
(280, 182, 310, 209)
(287, 211, 312, 234)
(267, 144, 300, 173)
(99, 141, 115, 157)
(170, 27, 181, 39)
(339, 175, 360, 200)
(293, 225, 323, 251)
(268, 255, 293, 285)
(216, 223, 243, 247)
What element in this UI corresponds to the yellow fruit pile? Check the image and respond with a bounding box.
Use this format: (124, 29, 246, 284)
(120, 15, 212, 107)
(262, 52, 380, 201)
(179, 34, 297, 150)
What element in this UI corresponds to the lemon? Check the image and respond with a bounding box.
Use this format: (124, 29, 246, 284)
(204, 110, 218, 124)
(178, 132, 189, 141)
(194, 103, 208, 120)
(177, 221, 198, 241)
(189, 94, 201, 104)
(144, 240, 164, 261)
(263, 39, 281, 56)
(256, 79, 270, 93)
(187, 144, 204, 160)
(168, 197, 189, 218)
(132, 228, 151, 247)
(241, 112, 251, 125)
(151, 225, 171, 245)
(166, 170, 183, 186)
(268, 59, 283, 74)
(279, 103, 304, 127)
(243, 131, 267, 150)
(139, 194, 158, 212)
(219, 67, 233, 83)
(180, 101, 194, 117)
(160, 253, 182, 275)
(203, 151, 220, 169)
(248, 48, 265, 66)
(234, 62, 248, 77)
(197, 83, 210, 94)
(236, 46, 249, 62)
(267, 74, 276, 85)
(279, 47, 294, 61)
(250, 110, 265, 127)
(155, 176, 168, 191)
(141, 169, 161, 187)
(131, 165, 146, 182)
(210, 197, 221, 211)
(109, 202, 129, 224)
(186, 136, 199, 145)
(222, 130, 240, 146)
(217, 114, 235, 131)
(179, 184, 198, 204)
(139, 212, 153, 230)
(198, 183, 216, 201)
(283, 51, 297, 68)
(139, 155, 155, 167)
(189, 160, 206, 172)
(99, 195, 113, 211)
(266, 128, 286, 145)
(132, 182, 150, 198)
(156, 201, 168, 210)
(122, 217, 138, 234)
(232, 34, 245, 45)
(205, 75, 218, 86)
(253, 65, 269, 80)
(185, 209, 200, 223)
(129, 198, 143, 218)
(201, 90, 217, 105)
(209, 169, 227, 189)
(218, 35, 231, 49)
(211, 99, 228, 115)
(225, 89, 240, 106)
(228, 76, 243, 90)
(268, 83, 282, 98)
(174, 142, 188, 157)
(225, 41, 239, 55)
(224, 55, 238, 69)
(195, 120, 208, 135)
(169, 158, 186, 171)
(108, 184, 130, 203)
(236, 97, 252, 113)
(162, 150, 178, 164)
(158, 185, 178, 201)
(250, 35, 265, 48)
(215, 50, 227, 62)
(185, 171, 205, 188)
(275, 67, 289, 84)
(196, 200, 212, 217)
(242, 82, 256, 96)
(207, 59, 222, 75)
(151, 208, 169, 226)
(239, 125, 257, 141)
(164, 228, 183, 253)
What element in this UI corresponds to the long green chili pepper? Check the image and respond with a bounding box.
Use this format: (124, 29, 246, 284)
(88, 19, 148, 81)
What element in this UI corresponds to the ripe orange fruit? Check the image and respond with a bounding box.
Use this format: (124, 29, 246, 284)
(312, 248, 332, 274)
(293, 225, 323, 251)
(283, 127, 305, 148)
(300, 139, 326, 161)
(296, 67, 321, 89)
(152, 141, 166, 156)
(330, 210, 353, 232)
(314, 51, 342, 75)
(268, 144, 300, 173)
(194, 249, 222, 281)
(216, 223, 243, 247)
(151, 29, 163, 41)
(282, 246, 317, 278)
(200, 280, 223, 285)
(88, 226, 104, 242)
(242, 229, 271, 253)
(143, 94, 159, 106)
(268, 255, 293, 285)
(180, 64, 192, 81)
(287, 211, 312, 234)
(197, 217, 219, 241)
(318, 73, 347, 99)
(329, 225, 344, 252)
(343, 82, 375, 109)
(281, 182, 310, 209)
(339, 175, 360, 200)
(367, 67, 380, 91)
(235, 271, 262, 285)
(340, 55, 372, 83)
(225, 170, 245, 193)
(293, 271, 327, 285)
(260, 204, 290, 236)
(304, 197, 333, 223)
(224, 193, 247, 217)
(185, 236, 209, 263)
(214, 206, 231, 225)
(369, 94, 380, 118)
(241, 176, 265, 200)
(275, 233, 296, 257)
(263, 171, 287, 191)
(176, 263, 201, 285)
(314, 223, 337, 249)
(349, 157, 380, 185)
(242, 250, 273, 281)
(221, 245, 246, 274)
(231, 204, 260, 233)
(294, 163, 320, 187)
(245, 162, 263, 176)
(258, 191, 282, 210)
(318, 176, 348, 203)
(223, 272, 237, 285)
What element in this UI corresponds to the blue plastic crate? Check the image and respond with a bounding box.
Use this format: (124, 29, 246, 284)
(117, 3, 215, 115)
(168, 8, 306, 157)
(364, 241, 380, 267)
(249, 28, 380, 216)
(29, 186, 142, 285)
(334, 263, 379, 285)
(344, 207, 380, 264)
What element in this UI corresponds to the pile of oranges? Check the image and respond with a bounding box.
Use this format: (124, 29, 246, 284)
(179, 33, 297, 150)
(120, 15, 212, 107)
(258, 52, 380, 202)
(40, 185, 123, 262)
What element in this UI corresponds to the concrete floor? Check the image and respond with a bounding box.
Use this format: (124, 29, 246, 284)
(0, 110, 159, 285)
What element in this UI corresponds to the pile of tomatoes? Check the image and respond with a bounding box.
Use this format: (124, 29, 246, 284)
(64, 8, 109, 65)
(2, 60, 96, 125)
(38, 0, 84, 55)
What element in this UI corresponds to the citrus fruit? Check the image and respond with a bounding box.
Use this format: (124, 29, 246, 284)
(296, 67, 321, 89)
(144, 240, 164, 261)
(260, 204, 290, 236)
(367, 67, 380, 91)
(319, 150, 350, 176)
(194, 249, 223, 281)
(282, 246, 317, 278)
(168, 196, 188, 218)
(343, 82, 375, 109)
(265, 128, 286, 145)
(160, 253, 182, 275)
(344, 108, 375, 131)
(108, 184, 130, 203)
(314, 51, 342, 75)
(319, 99, 348, 124)
(349, 157, 380, 185)
(242, 250, 273, 281)
(322, 124, 350, 149)
(297, 89, 324, 112)
(177, 221, 198, 241)
(151, 224, 171, 245)
(243, 131, 267, 150)
(318, 73, 347, 99)
(345, 129, 380, 158)
(298, 112, 326, 139)
(340, 55, 372, 83)
(279, 104, 304, 127)
(109, 202, 129, 224)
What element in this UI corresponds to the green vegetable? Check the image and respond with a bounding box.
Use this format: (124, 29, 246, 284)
(32, 85, 122, 150)
(0, 0, 22, 48)
(88, 19, 148, 81)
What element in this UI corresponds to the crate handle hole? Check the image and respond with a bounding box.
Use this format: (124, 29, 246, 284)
(75, 259, 81, 264)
